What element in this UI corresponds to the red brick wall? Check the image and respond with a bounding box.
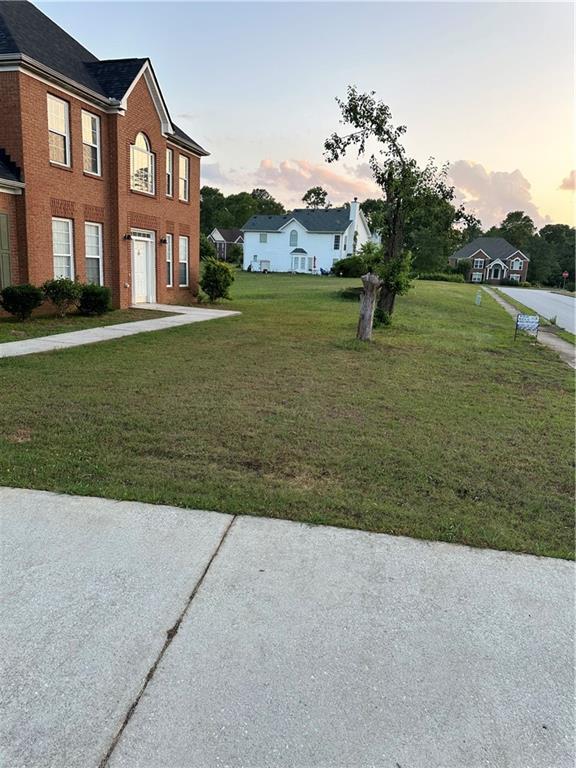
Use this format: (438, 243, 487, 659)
(2, 69, 201, 308)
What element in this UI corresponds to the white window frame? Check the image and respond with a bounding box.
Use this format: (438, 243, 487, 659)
(81, 110, 101, 176)
(333, 234, 341, 250)
(179, 235, 189, 287)
(510, 258, 523, 271)
(166, 233, 174, 287)
(471, 272, 483, 283)
(166, 148, 173, 197)
(289, 229, 298, 247)
(509, 273, 521, 282)
(51, 217, 74, 279)
(84, 222, 103, 285)
(47, 94, 70, 167)
(130, 132, 155, 195)
(179, 155, 189, 201)
(259, 233, 267, 243)
(473, 258, 484, 269)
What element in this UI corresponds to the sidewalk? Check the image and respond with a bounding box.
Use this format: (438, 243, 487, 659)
(483, 286, 575, 369)
(1, 487, 573, 768)
(0, 304, 239, 359)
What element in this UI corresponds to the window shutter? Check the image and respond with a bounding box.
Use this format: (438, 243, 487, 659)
(0, 213, 11, 288)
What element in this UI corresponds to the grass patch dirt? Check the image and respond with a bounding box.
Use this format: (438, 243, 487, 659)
(0, 273, 573, 558)
(0, 307, 171, 344)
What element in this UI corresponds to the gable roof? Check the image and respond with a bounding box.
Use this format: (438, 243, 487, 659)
(451, 237, 526, 262)
(213, 228, 243, 243)
(0, 1, 208, 156)
(0, 148, 23, 185)
(243, 207, 353, 234)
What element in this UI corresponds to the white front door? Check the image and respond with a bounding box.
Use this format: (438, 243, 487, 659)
(131, 233, 156, 303)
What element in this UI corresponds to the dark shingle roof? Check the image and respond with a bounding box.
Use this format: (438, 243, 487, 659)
(0, 1, 208, 155)
(243, 208, 352, 233)
(213, 228, 243, 242)
(0, 148, 22, 184)
(451, 237, 525, 262)
(85, 59, 146, 101)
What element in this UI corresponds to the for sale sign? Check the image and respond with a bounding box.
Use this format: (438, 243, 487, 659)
(515, 313, 540, 339)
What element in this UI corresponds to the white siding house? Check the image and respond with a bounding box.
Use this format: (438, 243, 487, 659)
(242, 199, 373, 273)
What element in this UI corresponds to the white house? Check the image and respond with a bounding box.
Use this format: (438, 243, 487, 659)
(241, 199, 374, 273)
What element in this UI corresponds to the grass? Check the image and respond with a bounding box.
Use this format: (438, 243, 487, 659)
(0, 272, 573, 559)
(0, 308, 171, 344)
(493, 288, 576, 346)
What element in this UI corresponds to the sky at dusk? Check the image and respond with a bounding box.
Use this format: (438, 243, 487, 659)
(37, 1, 575, 228)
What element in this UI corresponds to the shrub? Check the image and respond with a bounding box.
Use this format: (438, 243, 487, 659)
(0, 284, 44, 321)
(332, 256, 366, 278)
(200, 233, 217, 262)
(499, 278, 521, 287)
(417, 273, 464, 283)
(519, 281, 532, 288)
(42, 278, 82, 317)
(78, 284, 111, 316)
(228, 244, 243, 266)
(339, 286, 363, 301)
(200, 258, 235, 302)
(374, 307, 392, 326)
(453, 259, 471, 277)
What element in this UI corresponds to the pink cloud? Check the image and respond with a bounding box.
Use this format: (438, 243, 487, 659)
(448, 160, 551, 228)
(559, 170, 576, 191)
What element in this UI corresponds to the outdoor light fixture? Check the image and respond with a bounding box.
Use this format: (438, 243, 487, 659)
(123, 233, 132, 241)
(159, 236, 167, 245)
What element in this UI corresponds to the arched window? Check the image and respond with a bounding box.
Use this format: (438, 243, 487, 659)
(130, 132, 155, 194)
(511, 258, 522, 271)
(289, 229, 298, 247)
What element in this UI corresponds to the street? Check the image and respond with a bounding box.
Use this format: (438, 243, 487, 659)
(499, 288, 576, 333)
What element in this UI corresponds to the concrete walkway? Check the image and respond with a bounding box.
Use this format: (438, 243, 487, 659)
(483, 286, 575, 369)
(1, 487, 573, 768)
(0, 304, 239, 359)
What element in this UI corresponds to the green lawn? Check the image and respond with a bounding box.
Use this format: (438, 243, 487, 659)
(0, 308, 170, 343)
(0, 273, 573, 558)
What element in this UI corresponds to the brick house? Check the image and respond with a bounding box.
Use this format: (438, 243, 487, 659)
(449, 237, 530, 284)
(207, 228, 244, 261)
(0, 0, 208, 308)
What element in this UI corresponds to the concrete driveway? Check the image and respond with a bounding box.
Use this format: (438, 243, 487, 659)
(499, 288, 576, 333)
(1, 488, 574, 768)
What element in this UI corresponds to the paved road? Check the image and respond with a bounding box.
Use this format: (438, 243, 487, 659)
(1, 488, 574, 768)
(499, 288, 576, 333)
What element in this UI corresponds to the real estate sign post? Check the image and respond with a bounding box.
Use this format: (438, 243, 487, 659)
(514, 314, 540, 340)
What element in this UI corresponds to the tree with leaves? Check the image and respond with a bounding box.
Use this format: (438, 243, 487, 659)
(302, 186, 330, 209)
(324, 87, 461, 335)
(486, 211, 536, 250)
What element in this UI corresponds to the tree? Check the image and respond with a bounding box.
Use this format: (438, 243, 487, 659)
(525, 235, 558, 284)
(251, 188, 285, 215)
(324, 87, 460, 331)
(302, 186, 330, 209)
(360, 198, 387, 234)
(488, 211, 536, 250)
(200, 258, 235, 302)
(200, 186, 230, 234)
(539, 224, 575, 280)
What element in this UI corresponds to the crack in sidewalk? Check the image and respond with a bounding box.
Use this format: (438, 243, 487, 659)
(98, 514, 237, 767)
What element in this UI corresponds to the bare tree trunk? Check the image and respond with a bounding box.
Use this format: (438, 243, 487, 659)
(357, 272, 383, 341)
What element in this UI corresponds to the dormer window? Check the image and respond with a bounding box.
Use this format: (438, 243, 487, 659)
(289, 229, 298, 247)
(130, 132, 155, 194)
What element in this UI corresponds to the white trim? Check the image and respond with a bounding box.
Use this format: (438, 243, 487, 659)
(473, 258, 484, 269)
(166, 148, 173, 197)
(130, 133, 155, 195)
(0, 184, 23, 195)
(131, 228, 157, 304)
(471, 272, 483, 283)
(51, 217, 74, 279)
(84, 221, 104, 285)
(81, 110, 101, 176)
(178, 235, 189, 287)
(47, 94, 70, 167)
(166, 233, 173, 287)
(507, 249, 529, 262)
(178, 155, 189, 202)
(120, 62, 172, 135)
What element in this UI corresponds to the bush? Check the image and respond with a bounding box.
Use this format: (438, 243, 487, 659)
(228, 244, 243, 266)
(42, 278, 82, 317)
(200, 233, 217, 262)
(374, 307, 392, 326)
(339, 286, 363, 301)
(78, 284, 111, 316)
(0, 284, 44, 321)
(200, 258, 235, 302)
(332, 256, 366, 278)
(499, 278, 521, 287)
(417, 273, 465, 283)
(453, 259, 471, 277)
